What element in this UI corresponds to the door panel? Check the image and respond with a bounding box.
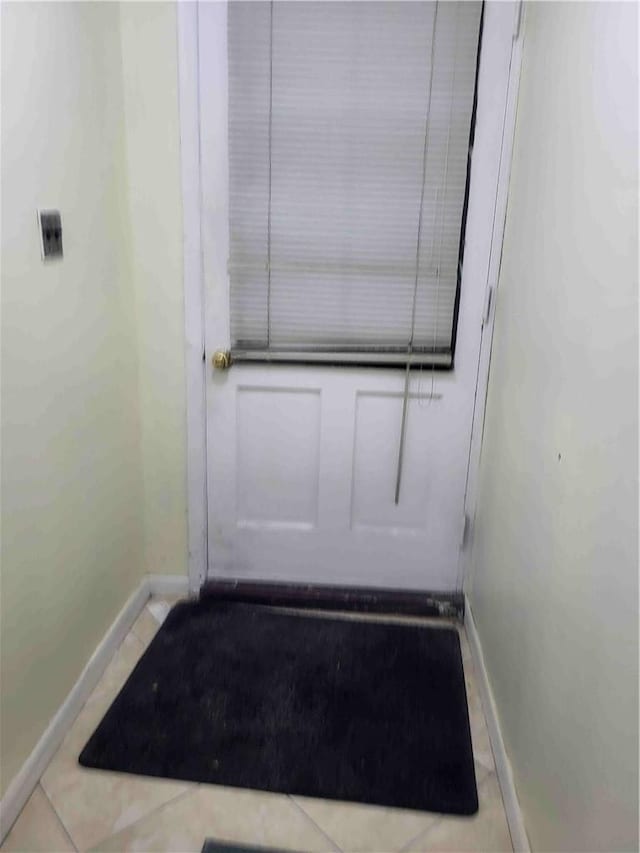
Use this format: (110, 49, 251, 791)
(207, 365, 471, 591)
(199, 2, 517, 592)
(236, 386, 321, 529)
(352, 392, 446, 532)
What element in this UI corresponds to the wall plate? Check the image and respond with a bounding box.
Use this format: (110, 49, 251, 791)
(37, 209, 63, 259)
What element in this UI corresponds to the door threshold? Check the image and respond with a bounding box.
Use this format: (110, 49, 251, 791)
(200, 579, 464, 621)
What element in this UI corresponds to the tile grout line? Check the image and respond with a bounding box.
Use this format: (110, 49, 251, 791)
(287, 795, 343, 853)
(398, 771, 508, 853)
(129, 599, 170, 646)
(129, 604, 157, 646)
(398, 814, 447, 853)
(39, 782, 79, 853)
(87, 785, 197, 851)
(397, 805, 466, 851)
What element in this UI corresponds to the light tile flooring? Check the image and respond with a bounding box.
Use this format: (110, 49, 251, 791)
(2, 599, 513, 853)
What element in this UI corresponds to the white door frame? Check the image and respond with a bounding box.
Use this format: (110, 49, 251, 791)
(177, 0, 525, 595)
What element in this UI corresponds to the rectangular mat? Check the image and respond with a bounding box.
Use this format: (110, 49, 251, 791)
(80, 599, 478, 814)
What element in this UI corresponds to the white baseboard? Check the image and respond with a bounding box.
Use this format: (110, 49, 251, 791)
(0, 581, 150, 843)
(145, 573, 191, 598)
(465, 596, 530, 853)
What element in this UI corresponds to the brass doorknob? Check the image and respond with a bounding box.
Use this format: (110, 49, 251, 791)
(212, 350, 232, 370)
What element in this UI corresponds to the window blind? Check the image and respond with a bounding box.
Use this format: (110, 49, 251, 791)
(228, 1, 482, 366)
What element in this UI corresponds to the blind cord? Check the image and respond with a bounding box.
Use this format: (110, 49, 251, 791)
(408, 2, 439, 356)
(418, 185, 441, 406)
(395, 1, 439, 505)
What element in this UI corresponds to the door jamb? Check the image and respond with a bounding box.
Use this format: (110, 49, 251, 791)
(458, 1, 525, 591)
(177, 0, 526, 596)
(177, 1, 207, 594)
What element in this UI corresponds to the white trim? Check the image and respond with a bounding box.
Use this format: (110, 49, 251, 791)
(145, 573, 191, 599)
(465, 596, 531, 853)
(177, 0, 208, 596)
(0, 582, 150, 843)
(460, 2, 525, 592)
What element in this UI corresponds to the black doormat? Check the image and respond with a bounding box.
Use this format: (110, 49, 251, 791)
(79, 599, 478, 815)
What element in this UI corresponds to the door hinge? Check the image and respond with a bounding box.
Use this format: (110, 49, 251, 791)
(460, 513, 471, 549)
(482, 285, 494, 328)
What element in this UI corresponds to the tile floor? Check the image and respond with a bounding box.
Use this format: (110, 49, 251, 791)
(1, 598, 513, 853)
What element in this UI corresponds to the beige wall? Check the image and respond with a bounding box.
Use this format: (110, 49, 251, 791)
(468, 2, 638, 851)
(118, 2, 188, 578)
(0, 2, 145, 795)
(1, 0, 189, 794)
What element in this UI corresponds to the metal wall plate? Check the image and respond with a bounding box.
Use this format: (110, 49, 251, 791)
(37, 209, 63, 259)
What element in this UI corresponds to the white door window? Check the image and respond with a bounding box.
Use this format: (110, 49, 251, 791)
(197, 1, 517, 591)
(228, 1, 480, 368)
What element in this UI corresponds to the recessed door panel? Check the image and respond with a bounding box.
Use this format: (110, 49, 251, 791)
(236, 387, 321, 529)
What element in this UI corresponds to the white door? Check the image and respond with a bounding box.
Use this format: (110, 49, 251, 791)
(198, 2, 517, 592)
